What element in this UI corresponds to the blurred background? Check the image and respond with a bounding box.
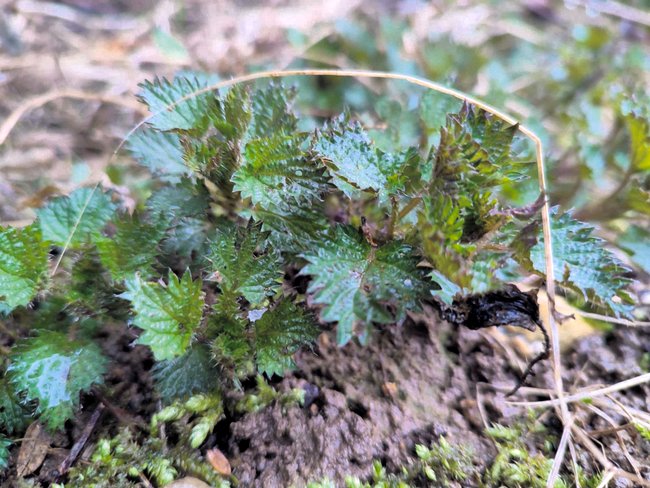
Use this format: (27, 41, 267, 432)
(0, 0, 648, 291)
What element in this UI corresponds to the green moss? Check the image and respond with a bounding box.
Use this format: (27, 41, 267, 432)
(235, 375, 305, 414)
(483, 413, 603, 488)
(152, 391, 224, 449)
(309, 436, 477, 488)
(66, 428, 229, 488)
(308, 415, 604, 488)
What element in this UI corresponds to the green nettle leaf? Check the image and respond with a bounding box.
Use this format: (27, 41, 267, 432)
(8, 331, 107, 430)
(0, 379, 30, 434)
(205, 84, 252, 141)
(420, 104, 527, 289)
(232, 133, 327, 211)
(370, 97, 421, 151)
(121, 271, 205, 360)
(137, 76, 213, 132)
(254, 300, 317, 377)
(160, 218, 210, 266)
(619, 225, 650, 274)
(152, 345, 219, 403)
(432, 103, 523, 199)
(0, 224, 49, 310)
(419, 194, 472, 288)
(429, 270, 463, 305)
(181, 85, 252, 190)
(96, 213, 167, 282)
(301, 225, 429, 345)
(313, 115, 411, 202)
(147, 181, 210, 265)
(248, 83, 298, 137)
(208, 223, 282, 307)
(127, 129, 189, 182)
(518, 211, 633, 317)
(146, 179, 209, 224)
(65, 251, 116, 319)
(0, 436, 10, 471)
(210, 315, 254, 381)
(37, 187, 116, 248)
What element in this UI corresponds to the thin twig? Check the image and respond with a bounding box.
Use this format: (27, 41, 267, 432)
(505, 318, 551, 396)
(94, 389, 147, 430)
(397, 196, 422, 221)
(586, 403, 641, 477)
(57, 403, 104, 476)
(138, 472, 155, 488)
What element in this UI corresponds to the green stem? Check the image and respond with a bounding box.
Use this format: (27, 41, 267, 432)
(386, 196, 397, 239)
(397, 196, 422, 222)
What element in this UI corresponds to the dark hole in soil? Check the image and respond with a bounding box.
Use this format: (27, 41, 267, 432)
(347, 399, 369, 419)
(237, 437, 251, 453)
(284, 266, 310, 295)
(212, 417, 233, 452)
(95, 329, 110, 339)
(239, 376, 261, 390)
(140, 357, 154, 371)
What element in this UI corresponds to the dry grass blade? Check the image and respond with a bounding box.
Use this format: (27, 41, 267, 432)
(547, 414, 573, 488)
(585, 403, 642, 478)
(51, 183, 99, 276)
(571, 424, 650, 487)
(574, 311, 650, 327)
(571, 0, 650, 27)
(507, 371, 650, 408)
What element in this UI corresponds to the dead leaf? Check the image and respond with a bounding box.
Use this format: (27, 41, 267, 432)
(318, 332, 330, 348)
(17, 422, 51, 477)
(20, 184, 60, 209)
(164, 476, 212, 488)
(206, 448, 231, 476)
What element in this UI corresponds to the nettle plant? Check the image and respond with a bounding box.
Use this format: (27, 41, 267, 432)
(0, 76, 634, 448)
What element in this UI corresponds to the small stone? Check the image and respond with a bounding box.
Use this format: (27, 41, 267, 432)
(164, 477, 211, 488)
(206, 448, 232, 476)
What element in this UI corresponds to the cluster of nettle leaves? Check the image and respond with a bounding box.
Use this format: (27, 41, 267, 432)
(0, 77, 637, 448)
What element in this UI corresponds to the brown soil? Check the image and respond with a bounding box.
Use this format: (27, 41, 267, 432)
(225, 314, 650, 487)
(228, 314, 495, 486)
